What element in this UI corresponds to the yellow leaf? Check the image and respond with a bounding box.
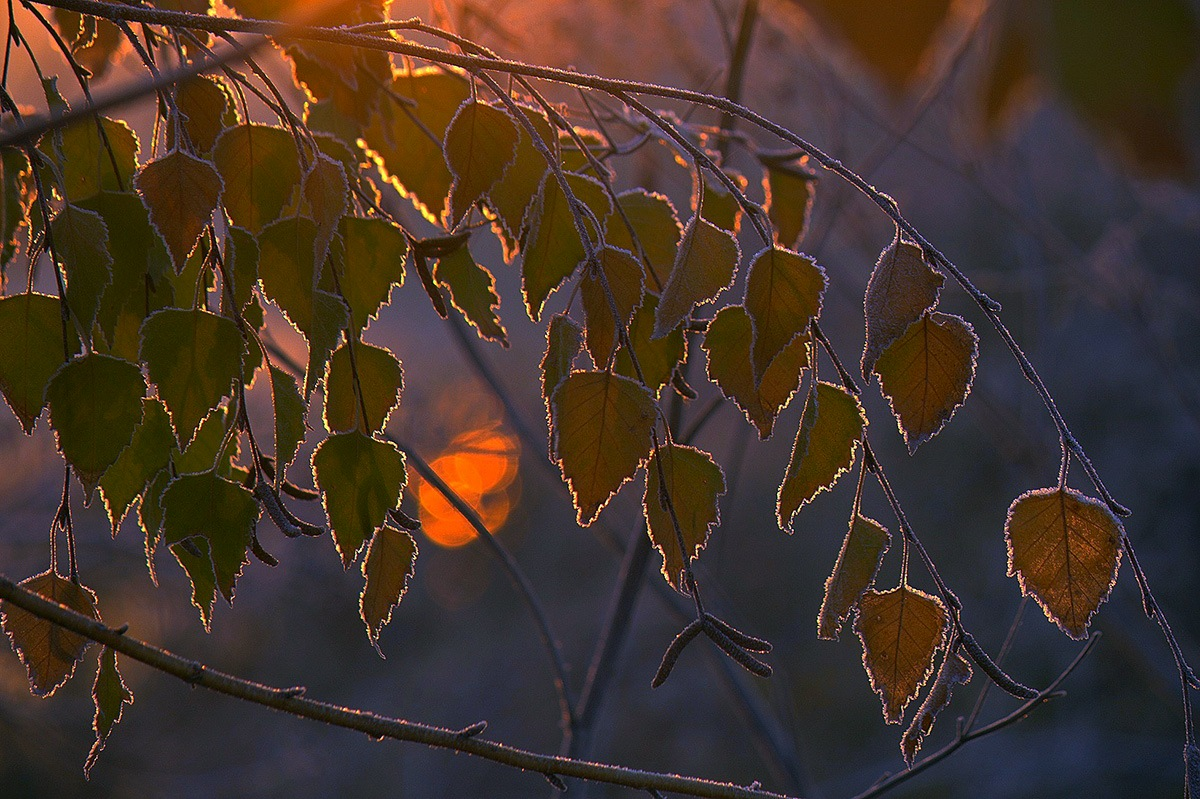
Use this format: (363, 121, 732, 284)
(744, 246, 826, 385)
(551, 371, 656, 526)
(653, 215, 740, 339)
(643, 444, 726, 591)
(0, 570, 99, 697)
(360, 526, 418, 654)
(861, 237, 943, 379)
(1005, 487, 1123, 639)
(581, 246, 644, 367)
(874, 311, 977, 453)
(818, 513, 890, 640)
(856, 585, 947, 724)
(777, 381, 866, 532)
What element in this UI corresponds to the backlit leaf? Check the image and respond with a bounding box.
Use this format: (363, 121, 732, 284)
(299, 153, 348, 254)
(313, 431, 405, 567)
(258, 216, 319, 333)
(0, 293, 80, 433)
(551, 371, 656, 526)
(777, 381, 865, 532)
(135, 149, 223, 273)
(41, 116, 138, 202)
(99, 398, 174, 536)
(46, 353, 147, 495)
(1005, 487, 1123, 639)
(170, 537, 216, 630)
(139, 308, 244, 447)
(541, 314, 583, 409)
(605, 189, 683, 293)
(303, 291, 350, 399)
(335, 216, 407, 334)
(433, 244, 507, 346)
(581, 246, 644, 367)
(1, 148, 31, 266)
(521, 171, 612, 321)
(698, 171, 747, 234)
(171, 406, 237, 476)
(324, 342, 402, 434)
(902, 650, 972, 766)
(359, 525, 418, 653)
(744, 246, 826, 384)
(0, 570, 98, 697)
(861, 237, 943, 379)
(874, 312, 977, 453)
(856, 585, 947, 724)
(643, 444, 726, 591)
(85, 647, 133, 778)
(487, 105, 554, 259)
(51, 204, 112, 333)
(444, 100, 520, 227)
(614, 294, 686, 396)
(212, 124, 302, 232)
(161, 470, 258, 604)
(818, 514, 890, 640)
(173, 76, 236, 154)
(269, 366, 306, 474)
(653, 216, 740, 339)
(762, 157, 816, 249)
(225, 225, 259, 312)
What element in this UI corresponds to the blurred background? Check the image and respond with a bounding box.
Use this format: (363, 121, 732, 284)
(0, 0, 1198, 796)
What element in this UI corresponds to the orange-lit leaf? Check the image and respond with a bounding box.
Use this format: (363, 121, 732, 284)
(551, 371, 656, 526)
(1005, 487, 1123, 639)
(856, 585, 947, 724)
(902, 649, 972, 766)
(0, 570, 99, 697)
(212, 124, 302, 232)
(314, 432, 405, 567)
(653, 216, 740, 339)
(360, 525, 418, 654)
(135, 149, 223, 273)
(874, 312, 977, 453)
(581, 246, 644, 367)
(486, 105, 554, 259)
(861, 238, 943, 379)
(698, 171, 747, 234)
(174, 76, 235, 154)
(745, 246, 825, 384)
(762, 157, 816, 249)
(818, 513, 890, 640)
(605, 189, 683, 293)
(433, 244, 507, 346)
(444, 100, 520, 227)
(703, 305, 808, 439)
(324, 342, 402, 435)
(614, 294, 686, 396)
(299, 153, 349, 253)
(541, 314, 583, 409)
(644, 444, 725, 591)
(777, 381, 865, 532)
(85, 646, 133, 777)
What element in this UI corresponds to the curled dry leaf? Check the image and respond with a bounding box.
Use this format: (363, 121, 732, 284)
(901, 649, 972, 766)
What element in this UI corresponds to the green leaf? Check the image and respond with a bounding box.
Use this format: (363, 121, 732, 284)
(643, 444, 725, 591)
(433, 243, 507, 346)
(541, 314, 583, 410)
(487, 105, 554, 259)
(614, 294, 686, 397)
(1005, 487, 1124, 639)
(258, 215, 319, 333)
(139, 308, 244, 447)
(40, 116, 138, 202)
(653, 215, 740, 339)
(161, 470, 258, 605)
(173, 75, 236, 154)
(777, 381, 866, 532)
(225, 225, 259, 312)
(702, 305, 808, 439)
(443, 100, 520, 227)
(135, 149, 223, 272)
(212, 124, 303, 232)
(744, 246, 826, 384)
(605, 189, 683, 294)
(303, 291, 350, 399)
(324, 342, 402, 434)
(551, 371, 657, 526)
(363, 68, 470, 222)
(762, 157, 816, 249)
(521, 171, 612, 321)
(0, 293, 80, 433)
(99, 398, 174, 536)
(856, 585, 947, 724)
(170, 537, 217, 630)
(0, 570, 99, 697)
(874, 312, 977, 453)
(85, 647, 134, 778)
(359, 525, 418, 654)
(1, 148, 31, 266)
(299, 153, 349, 254)
(817, 513, 890, 640)
(51, 204, 113, 333)
(171, 406, 237, 476)
(861, 237, 943, 379)
(581, 246, 644, 367)
(313, 431, 405, 567)
(334, 216, 406, 334)
(269, 366, 307, 474)
(902, 650, 972, 767)
(46, 353, 147, 495)
(139, 470, 170, 584)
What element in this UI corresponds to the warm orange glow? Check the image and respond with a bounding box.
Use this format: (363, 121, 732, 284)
(417, 427, 520, 548)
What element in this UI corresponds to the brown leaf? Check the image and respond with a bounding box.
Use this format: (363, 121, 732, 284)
(861, 237, 943, 379)
(856, 585, 947, 724)
(581, 246, 644, 368)
(1005, 487, 1123, 639)
(818, 513, 890, 640)
(1, 570, 99, 697)
(360, 525, 418, 654)
(744, 246, 826, 385)
(901, 649, 972, 766)
(653, 215, 740, 339)
(643, 444, 726, 591)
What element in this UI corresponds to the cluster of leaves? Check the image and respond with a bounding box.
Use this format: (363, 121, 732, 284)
(0, 0, 1137, 782)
